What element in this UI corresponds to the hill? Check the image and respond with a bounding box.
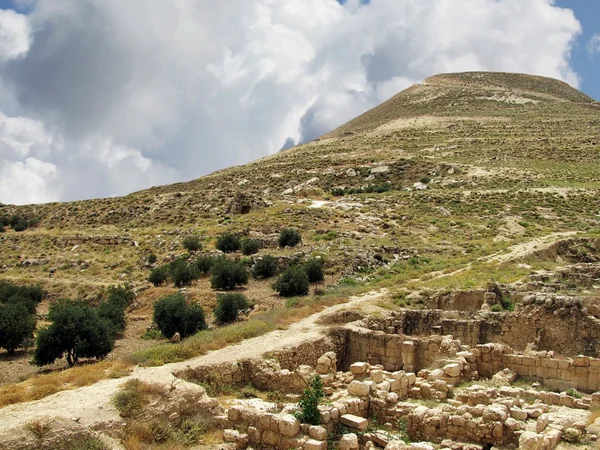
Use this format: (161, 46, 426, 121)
(1, 71, 600, 449)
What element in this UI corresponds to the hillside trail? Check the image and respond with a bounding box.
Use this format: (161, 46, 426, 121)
(0, 231, 577, 438)
(0, 289, 388, 438)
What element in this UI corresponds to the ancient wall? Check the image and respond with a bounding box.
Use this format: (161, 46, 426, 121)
(365, 296, 600, 357)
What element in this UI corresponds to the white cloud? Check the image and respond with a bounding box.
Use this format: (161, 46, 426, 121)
(589, 34, 600, 56)
(0, 9, 30, 61)
(0, 0, 583, 204)
(0, 157, 61, 204)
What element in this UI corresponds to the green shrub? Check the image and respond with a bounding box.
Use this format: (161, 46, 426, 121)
(148, 266, 169, 286)
(241, 238, 261, 255)
(252, 255, 278, 279)
(0, 223, 4, 233)
(112, 379, 147, 417)
(567, 388, 583, 399)
(274, 266, 309, 297)
(420, 176, 431, 184)
(169, 258, 200, 288)
(195, 255, 216, 274)
(279, 228, 302, 248)
(490, 304, 503, 312)
(214, 293, 251, 325)
(13, 219, 28, 232)
(210, 259, 249, 290)
(295, 375, 324, 425)
(8, 215, 20, 227)
(216, 233, 241, 253)
(0, 216, 8, 226)
(153, 294, 206, 339)
(147, 254, 157, 264)
(0, 303, 36, 354)
(97, 286, 133, 338)
(0, 280, 44, 313)
(182, 236, 202, 253)
(34, 299, 114, 366)
(304, 258, 325, 282)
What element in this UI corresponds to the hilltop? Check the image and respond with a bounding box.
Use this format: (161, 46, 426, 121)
(1, 72, 600, 449)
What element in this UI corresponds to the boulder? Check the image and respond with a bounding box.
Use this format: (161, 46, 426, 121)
(279, 414, 301, 437)
(348, 381, 370, 397)
(518, 431, 544, 450)
(339, 433, 359, 450)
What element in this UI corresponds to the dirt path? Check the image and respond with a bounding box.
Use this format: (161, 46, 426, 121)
(0, 289, 389, 442)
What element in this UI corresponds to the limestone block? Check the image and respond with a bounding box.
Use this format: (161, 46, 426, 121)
(348, 381, 370, 397)
(309, 426, 328, 441)
(305, 439, 327, 450)
(444, 364, 461, 378)
(228, 405, 244, 422)
(351, 362, 369, 375)
(279, 414, 301, 437)
(341, 414, 368, 431)
(483, 405, 508, 422)
(223, 429, 239, 443)
(402, 341, 415, 353)
(384, 441, 408, 450)
(386, 392, 399, 404)
(247, 426, 260, 444)
(536, 414, 550, 433)
(263, 430, 280, 447)
(504, 418, 522, 431)
(371, 370, 384, 383)
(339, 433, 359, 450)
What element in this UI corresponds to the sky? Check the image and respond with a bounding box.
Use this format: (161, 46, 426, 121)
(0, 0, 597, 205)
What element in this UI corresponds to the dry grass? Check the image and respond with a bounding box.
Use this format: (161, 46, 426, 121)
(0, 360, 133, 408)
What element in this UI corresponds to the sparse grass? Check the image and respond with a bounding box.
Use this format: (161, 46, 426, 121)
(0, 360, 133, 408)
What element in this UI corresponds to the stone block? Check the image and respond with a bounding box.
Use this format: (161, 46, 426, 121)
(309, 426, 328, 441)
(279, 414, 301, 437)
(339, 433, 359, 450)
(443, 363, 461, 378)
(370, 370, 384, 383)
(341, 414, 368, 431)
(348, 381, 370, 397)
(350, 362, 369, 375)
(305, 439, 327, 450)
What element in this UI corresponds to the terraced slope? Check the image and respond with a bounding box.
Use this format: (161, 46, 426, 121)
(0, 71, 599, 384)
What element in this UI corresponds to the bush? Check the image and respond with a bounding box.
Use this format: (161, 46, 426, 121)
(210, 259, 249, 290)
(214, 293, 251, 325)
(153, 294, 206, 339)
(8, 215, 20, 227)
(97, 285, 134, 338)
(216, 233, 241, 253)
(195, 255, 215, 274)
(304, 258, 324, 282)
(295, 375, 324, 425)
(0, 216, 8, 226)
(0, 280, 44, 314)
(147, 254, 157, 265)
(279, 228, 302, 248)
(274, 266, 309, 297)
(34, 299, 114, 366)
(252, 255, 278, 279)
(13, 219, 28, 232)
(490, 304, 503, 312)
(0, 303, 36, 354)
(182, 236, 202, 253)
(169, 258, 200, 288)
(0, 224, 4, 233)
(241, 238, 261, 255)
(148, 266, 169, 287)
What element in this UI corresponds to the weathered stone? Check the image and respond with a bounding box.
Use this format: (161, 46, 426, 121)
(305, 439, 327, 450)
(341, 414, 368, 431)
(370, 370, 384, 383)
(339, 433, 359, 450)
(443, 363, 461, 378)
(279, 414, 301, 437)
(348, 381, 370, 397)
(309, 426, 328, 441)
(350, 362, 369, 375)
(518, 431, 544, 450)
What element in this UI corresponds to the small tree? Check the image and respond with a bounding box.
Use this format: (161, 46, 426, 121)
(13, 219, 28, 232)
(148, 266, 169, 286)
(182, 236, 202, 253)
(241, 238, 261, 256)
(252, 255, 278, 279)
(97, 285, 134, 338)
(279, 228, 302, 248)
(216, 233, 242, 253)
(0, 223, 4, 233)
(169, 258, 200, 288)
(0, 281, 44, 313)
(295, 375, 324, 425)
(195, 255, 215, 274)
(274, 266, 309, 297)
(0, 303, 36, 355)
(153, 294, 206, 339)
(0, 216, 9, 226)
(214, 293, 251, 325)
(147, 254, 157, 265)
(34, 299, 114, 366)
(304, 258, 325, 283)
(210, 259, 249, 290)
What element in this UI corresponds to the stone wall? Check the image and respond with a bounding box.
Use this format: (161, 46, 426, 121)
(52, 235, 133, 247)
(365, 297, 600, 357)
(472, 343, 600, 393)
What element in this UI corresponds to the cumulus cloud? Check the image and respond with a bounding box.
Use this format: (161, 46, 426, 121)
(0, 0, 583, 204)
(0, 8, 30, 61)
